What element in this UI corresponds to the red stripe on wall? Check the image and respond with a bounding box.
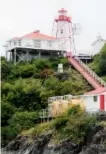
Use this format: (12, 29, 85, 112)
(100, 95, 105, 110)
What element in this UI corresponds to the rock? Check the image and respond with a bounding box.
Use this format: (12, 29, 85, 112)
(84, 124, 103, 145)
(81, 127, 106, 154)
(5, 125, 106, 154)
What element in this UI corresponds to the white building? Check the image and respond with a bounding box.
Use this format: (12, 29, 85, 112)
(91, 35, 106, 56)
(4, 30, 66, 64)
(83, 94, 106, 112)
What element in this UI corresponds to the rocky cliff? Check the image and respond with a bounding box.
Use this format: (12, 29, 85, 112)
(5, 124, 106, 154)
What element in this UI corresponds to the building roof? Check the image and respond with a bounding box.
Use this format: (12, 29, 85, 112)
(9, 30, 56, 41)
(21, 30, 56, 40)
(91, 35, 106, 46)
(7, 37, 20, 42)
(91, 38, 105, 46)
(85, 87, 106, 95)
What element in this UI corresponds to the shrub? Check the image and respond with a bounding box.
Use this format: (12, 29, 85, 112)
(53, 105, 83, 131)
(53, 116, 68, 130)
(67, 105, 83, 116)
(52, 105, 97, 144)
(33, 59, 51, 70)
(1, 126, 19, 141)
(9, 111, 39, 132)
(2, 79, 45, 111)
(40, 68, 54, 78)
(99, 121, 106, 127)
(65, 114, 97, 143)
(1, 101, 16, 126)
(19, 64, 35, 78)
(22, 122, 52, 137)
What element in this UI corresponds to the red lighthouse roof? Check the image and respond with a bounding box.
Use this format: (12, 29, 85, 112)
(55, 8, 71, 23)
(58, 8, 67, 13)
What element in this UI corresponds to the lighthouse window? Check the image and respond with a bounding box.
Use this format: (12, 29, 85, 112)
(61, 29, 63, 34)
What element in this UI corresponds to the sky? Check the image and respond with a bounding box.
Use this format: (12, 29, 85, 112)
(0, 0, 106, 56)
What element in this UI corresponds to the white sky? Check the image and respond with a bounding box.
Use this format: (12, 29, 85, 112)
(0, 0, 106, 56)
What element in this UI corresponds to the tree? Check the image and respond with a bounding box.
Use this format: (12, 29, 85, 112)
(91, 44, 106, 75)
(98, 44, 106, 75)
(1, 57, 13, 81)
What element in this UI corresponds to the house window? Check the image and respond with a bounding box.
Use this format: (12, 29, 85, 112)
(33, 40, 41, 48)
(18, 40, 21, 46)
(61, 29, 63, 34)
(48, 41, 52, 47)
(93, 96, 98, 102)
(14, 41, 16, 46)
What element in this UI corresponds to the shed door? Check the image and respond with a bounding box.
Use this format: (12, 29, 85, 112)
(100, 95, 105, 111)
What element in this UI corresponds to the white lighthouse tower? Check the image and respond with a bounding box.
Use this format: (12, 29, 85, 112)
(52, 8, 76, 54)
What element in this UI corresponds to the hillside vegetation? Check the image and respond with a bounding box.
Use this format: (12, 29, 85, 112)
(90, 44, 106, 81)
(1, 57, 92, 144)
(22, 105, 97, 144)
(1, 44, 106, 145)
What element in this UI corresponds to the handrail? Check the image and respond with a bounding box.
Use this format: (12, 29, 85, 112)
(75, 57, 106, 87)
(38, 108, 105, 118)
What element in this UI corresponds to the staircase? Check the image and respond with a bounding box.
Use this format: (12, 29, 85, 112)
(67, 54, 106, 94)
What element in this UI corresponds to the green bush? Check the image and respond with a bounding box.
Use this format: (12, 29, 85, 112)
(67, 105, 83, 116)
(65, 114, 96, 144)
(53, 105, 83, 131)
(59, 58, 69, 67)
(1, 126, 19, 141)
(52, 105, 97, 144)
(2, 79, 47, 111)
(53, 116, 68, 130)
(44, 76, 59, 90)
(18, 64, 35, 78)
(1, 58, 13, 81)
(98, 44, 106, 75)
(1, 101, 16, 126)
(24, 122, 52, 137)
(33, 59, 51, 70)
(90, 44, 106, 76)
(9, 111, 38, 133)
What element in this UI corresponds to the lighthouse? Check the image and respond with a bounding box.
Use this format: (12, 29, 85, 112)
(52, 8, 75, 54)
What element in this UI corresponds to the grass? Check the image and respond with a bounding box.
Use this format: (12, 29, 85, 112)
(99, 121, 106, 127)
(21, 122, 53, 137)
